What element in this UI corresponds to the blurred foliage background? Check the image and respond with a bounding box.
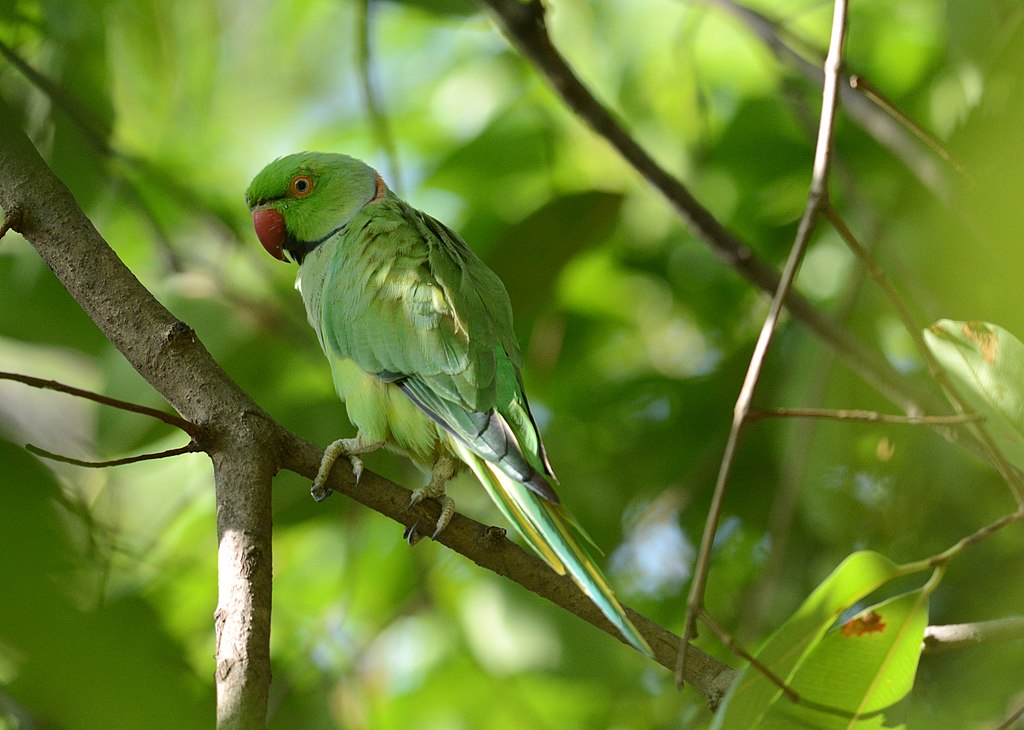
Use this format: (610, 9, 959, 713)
(2, 0, 1024, 727)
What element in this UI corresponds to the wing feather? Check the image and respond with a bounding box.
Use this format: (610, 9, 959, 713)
(316, 195, 555, 495)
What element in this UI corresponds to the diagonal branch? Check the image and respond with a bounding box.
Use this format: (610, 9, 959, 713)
(476, 0, 942, 417)
(0, 93, 273, 728)
(0, 91, 736, 712)
(276, 431, 737, 703)
(678, 0, 848, 687)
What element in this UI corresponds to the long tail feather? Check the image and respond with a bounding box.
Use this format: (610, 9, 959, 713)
(450, 440, 653, 656)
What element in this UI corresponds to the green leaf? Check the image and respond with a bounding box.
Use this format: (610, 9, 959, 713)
(713, 551, 909, 729)
(760, 589, 928, 728)
(923, 319, 1024, 471)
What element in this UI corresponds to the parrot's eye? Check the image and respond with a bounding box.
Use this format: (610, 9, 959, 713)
(289, 175, 314, 197)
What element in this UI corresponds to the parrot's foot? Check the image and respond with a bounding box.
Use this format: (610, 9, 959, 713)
(311, 437, 383, 502)
(407, 454, 460, 540)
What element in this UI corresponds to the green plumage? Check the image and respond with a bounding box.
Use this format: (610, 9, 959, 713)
(247, 152, 651, 656)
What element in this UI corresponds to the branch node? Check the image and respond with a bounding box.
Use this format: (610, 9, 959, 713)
(483, 525, 507, 542)
(165, 319, 197, 344)
(1, 204, 23, 240)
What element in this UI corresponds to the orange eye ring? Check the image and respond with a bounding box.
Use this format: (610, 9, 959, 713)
(289, 174, 314, 197)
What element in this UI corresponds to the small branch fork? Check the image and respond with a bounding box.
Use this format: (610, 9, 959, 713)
(676, 0, 850, 687)
(0, 370, 201, 465)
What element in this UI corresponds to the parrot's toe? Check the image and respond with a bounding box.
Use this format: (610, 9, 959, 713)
(311, 437, 380, 502)
(407, 487, 456, 540)
(431, 495, 456, 538)
(403, 519, 423, 546)
(310, 481, 332, 502)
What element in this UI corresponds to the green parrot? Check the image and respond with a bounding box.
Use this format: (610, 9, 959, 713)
(246, 152, 652, 656)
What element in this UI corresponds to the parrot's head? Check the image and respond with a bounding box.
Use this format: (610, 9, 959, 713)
(245, 152, 385, 264)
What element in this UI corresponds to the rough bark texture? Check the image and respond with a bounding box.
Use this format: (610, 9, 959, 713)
(0, 96, 275, 727)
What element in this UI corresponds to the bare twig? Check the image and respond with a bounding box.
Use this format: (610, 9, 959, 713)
(849, 74, 971, 179)
(0, 39, 241, 255)
(747, 407, 981, 426)
(923, 617, 1024, 653)
(476, 0, 939, 417)
(707, 0, 948, 194)
(0, 38, 115, 156)
(26, 441, 200, 468)
(699, 608, 799, 702)
(995, 699, 1024, 730)
(825, 206, 1024, 507)
(677, 0, 849, 687)
(924, 510, 1024, 567)
(0, 370, 201, 437)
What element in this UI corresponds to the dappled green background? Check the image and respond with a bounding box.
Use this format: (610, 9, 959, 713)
(2, 0, 1024, 727)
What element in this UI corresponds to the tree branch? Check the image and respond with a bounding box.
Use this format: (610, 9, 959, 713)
(0, 370, 201, 436)
(679, 0, 848, 685)
(0, 94, 275, 728)
(26, 441, 199, 467)
(923, 617, 1024, 653)
(0, 91, 736, 712)
(476, 0, 944, 418)
(277, 432, 737, 703)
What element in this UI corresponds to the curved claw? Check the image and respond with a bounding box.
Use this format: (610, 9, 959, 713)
(408, 489, 456, 539)
(310, 438, 380, 502)
(403, 519, 423, 546)
(310, 481, 332, 502)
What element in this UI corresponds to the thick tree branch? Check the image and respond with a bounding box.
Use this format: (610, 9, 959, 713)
(0, 95, 274, 728)
(0, 93, 736, 710)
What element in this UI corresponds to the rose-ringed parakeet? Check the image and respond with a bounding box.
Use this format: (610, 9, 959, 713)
(246, 152, 652, 656)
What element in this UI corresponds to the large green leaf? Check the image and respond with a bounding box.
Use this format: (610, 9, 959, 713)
(760, 589, 928, 728)
(923, 319, 1024, 471)
(713, 551, 914, 728)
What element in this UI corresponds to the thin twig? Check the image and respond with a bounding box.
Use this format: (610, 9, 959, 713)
(0, 370, 200, 437)
(699, 608, 799, 702)
(26, 441, 200, 468)
(922, 616, 1024, 653)
(477, 0, 938, 417)
(707, 0, 946, 195)
(0, 39, 240, 256)
(0, 38, 115, 156)
(825, 206, 1024, 507)
(995, 699, 1024, 730)
(849, 74, 971, 179)
(925, 509, 1024, 567)
(747, 407, 981, 425)
(677, 0, 848, 687)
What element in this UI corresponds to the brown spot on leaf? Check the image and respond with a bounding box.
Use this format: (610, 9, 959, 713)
(962, 321, 998, 364)
(842, 610, 886, 637)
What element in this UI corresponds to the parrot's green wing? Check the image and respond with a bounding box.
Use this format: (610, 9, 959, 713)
(319, 196, 556, 498)
(309, 188, 651, 656)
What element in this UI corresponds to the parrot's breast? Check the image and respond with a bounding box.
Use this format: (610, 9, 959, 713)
(328, 356, 445, 466)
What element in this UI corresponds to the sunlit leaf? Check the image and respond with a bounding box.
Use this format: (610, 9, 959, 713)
(924, 319, 1024, 471)
(713, 551, 908, 728)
